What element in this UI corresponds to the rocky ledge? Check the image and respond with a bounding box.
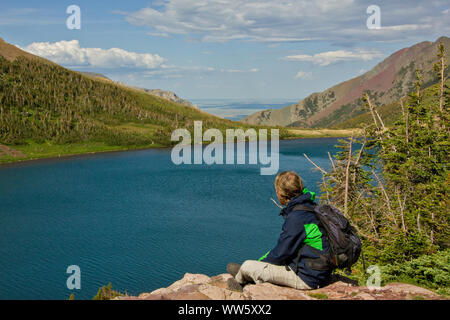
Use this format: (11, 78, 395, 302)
(116, 273, 444, 300)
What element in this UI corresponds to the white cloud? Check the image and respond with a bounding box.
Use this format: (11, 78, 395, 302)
(147, 31, 171, 38)
(139, 65, 259, 79)
(123, 0, 450, 43)
(0, 8, 60, 26)
(294, 71, 312, 79)
(125, 0, 354, 43)
(379, 24, 429, 31)
(22, 40, 166, 69)
(285, 49, 384, 66)
(137, 65, 216, 80)
(220, 68, 260, 73)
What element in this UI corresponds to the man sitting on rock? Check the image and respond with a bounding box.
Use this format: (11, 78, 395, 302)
(227, 171, 332, 291)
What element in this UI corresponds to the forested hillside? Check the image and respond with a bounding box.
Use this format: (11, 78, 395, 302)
(0, 55, 228, 146)
(0, 38, 289, 163)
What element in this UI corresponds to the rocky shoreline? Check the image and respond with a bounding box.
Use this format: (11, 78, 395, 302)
(116, 273, 444, 300)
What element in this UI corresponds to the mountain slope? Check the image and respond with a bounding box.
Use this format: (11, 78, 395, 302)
(334, 78, 450, 129)
(79, 72, 197, 108)
(135, 88, 199, 109)
(0, 37, 277, 163)
(0, 37, 47, 62)
(242, 36, 450, 128)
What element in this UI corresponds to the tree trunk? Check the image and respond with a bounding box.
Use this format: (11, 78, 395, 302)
(439, 55, 444, 112)
(344, 136, 353, 217)
(417, 212, 421, 233)
(365, 94, 380, 131)
(406, 106, 410, 156)
(396, 188, 407, 233)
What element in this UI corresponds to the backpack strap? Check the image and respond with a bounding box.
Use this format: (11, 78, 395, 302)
(291, 204, 316, 213)
(293, 246, 303, 274)
(291, 204, 337, 273)
(291, 204, 316, 273)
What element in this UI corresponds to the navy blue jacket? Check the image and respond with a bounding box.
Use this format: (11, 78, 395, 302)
(262, 193, 331, 289)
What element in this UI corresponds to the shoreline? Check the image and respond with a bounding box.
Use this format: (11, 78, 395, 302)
(0, 129, 360, 167)
(0, 144, 165, 168)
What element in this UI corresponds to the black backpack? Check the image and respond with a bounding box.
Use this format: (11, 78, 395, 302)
(292, 204, 362, 273)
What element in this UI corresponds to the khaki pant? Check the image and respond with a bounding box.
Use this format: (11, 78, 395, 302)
(235, 260, 312, 290)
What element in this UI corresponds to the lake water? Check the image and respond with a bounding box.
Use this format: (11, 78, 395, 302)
(191, 98, 299, 121)
(0, 138, 340, 300)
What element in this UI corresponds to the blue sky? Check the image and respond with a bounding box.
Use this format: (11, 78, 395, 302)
(1, 0, 449, 101)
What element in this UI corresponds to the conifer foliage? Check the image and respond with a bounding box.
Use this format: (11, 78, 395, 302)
(0, 55, 258, 148)
(311, 41, 449, 265)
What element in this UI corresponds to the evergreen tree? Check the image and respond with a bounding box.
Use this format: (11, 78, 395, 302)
(313, 42, 449, 265)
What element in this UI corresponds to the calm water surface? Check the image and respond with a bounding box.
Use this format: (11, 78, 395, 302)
(0, 138, 340, 299)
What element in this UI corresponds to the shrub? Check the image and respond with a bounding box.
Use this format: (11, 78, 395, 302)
(380, 249, 450, 295)
(93, 283, 125, 300)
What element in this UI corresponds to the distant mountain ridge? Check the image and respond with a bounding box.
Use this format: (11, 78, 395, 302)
(242, 36, 450, 128)
(79, 72, 111, 81)
(135, 88, 199, 109)
(80, 73, 198, 109)
(79, 72, 198, 110)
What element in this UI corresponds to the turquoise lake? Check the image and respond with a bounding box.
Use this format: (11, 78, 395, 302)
(0, 138, 341, 299)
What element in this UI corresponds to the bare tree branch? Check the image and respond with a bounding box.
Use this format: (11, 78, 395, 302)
(328, 152, 336, 171)
(396, 187, 407, 233)
(362, 206, 379, 239)
(372, 169, 398, 228)
(365, 93, 380, 131)
(400, 98, 405, 118)
(322, 175, 330, 203)
(303, 153, 328, 175)
(374, 107, 386, 132)
(344, 135, 353, 217)
(352, 136, 367, 185)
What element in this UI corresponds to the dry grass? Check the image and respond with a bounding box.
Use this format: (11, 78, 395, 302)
(0, 37, 54, 64)
(287, 128, 363, 138)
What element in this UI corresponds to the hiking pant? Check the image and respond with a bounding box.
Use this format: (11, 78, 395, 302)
(234, 260, 312, 290)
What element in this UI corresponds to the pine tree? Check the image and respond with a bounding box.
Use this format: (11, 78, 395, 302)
(312, 42, 449, 265)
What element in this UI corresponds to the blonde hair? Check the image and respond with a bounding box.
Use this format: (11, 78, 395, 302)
(274, 171, 304, 205)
